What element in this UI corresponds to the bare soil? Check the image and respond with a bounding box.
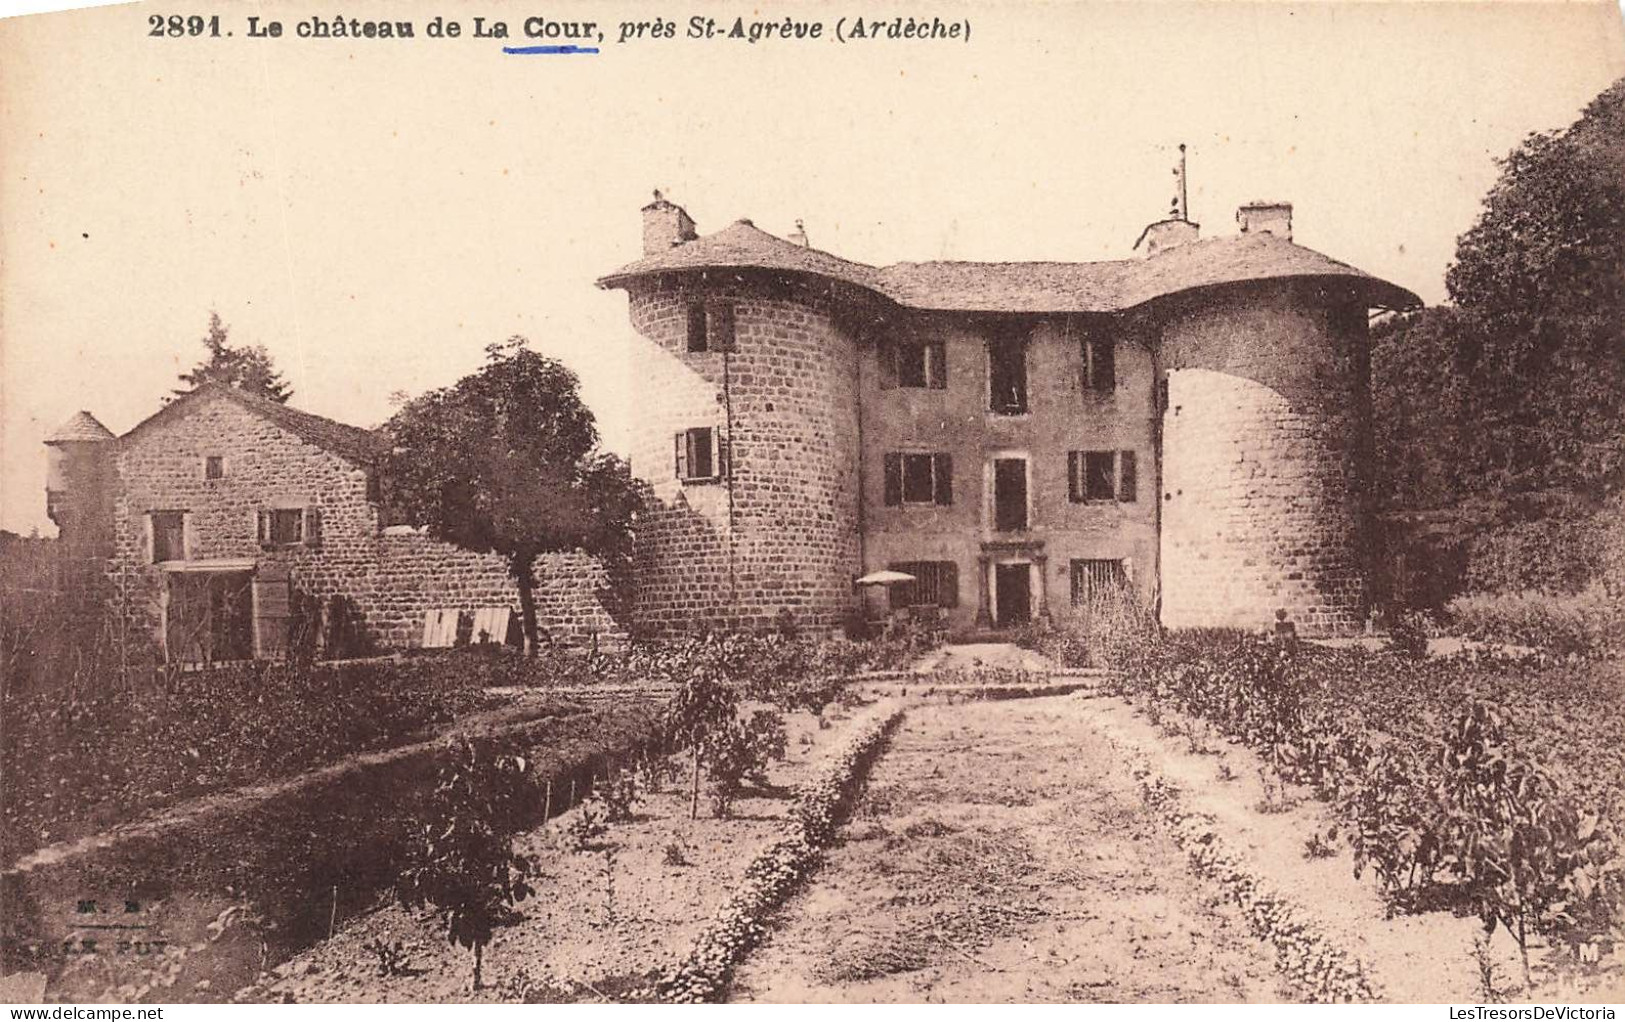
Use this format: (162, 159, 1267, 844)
(259, 709, 844, 1003)
(730, 698, 1286, 1003)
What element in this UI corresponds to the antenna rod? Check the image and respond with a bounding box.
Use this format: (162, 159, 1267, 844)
(1178, 143, 1188, 222)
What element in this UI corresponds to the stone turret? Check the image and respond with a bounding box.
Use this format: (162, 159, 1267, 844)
(1157, 204, 1373, 636)
(45, 410, 115, 549)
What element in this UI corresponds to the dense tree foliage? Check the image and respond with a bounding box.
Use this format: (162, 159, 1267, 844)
(382, 339, 644, 651)
(175, 311, 293, 403)
(1374, 77, 1625, 595)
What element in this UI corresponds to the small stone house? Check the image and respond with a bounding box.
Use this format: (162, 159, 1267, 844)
(46, 384, 620, 662)
(599, 195, 1421, 638)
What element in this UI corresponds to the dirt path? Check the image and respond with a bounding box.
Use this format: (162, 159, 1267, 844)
(730, 696, 1286, 1002)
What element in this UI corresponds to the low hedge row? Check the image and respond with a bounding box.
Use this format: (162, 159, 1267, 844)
(1134, 763, 1380, 1003)
(650, 703, 904, 1003)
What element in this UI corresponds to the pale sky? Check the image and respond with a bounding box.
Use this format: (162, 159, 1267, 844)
(2, 0, 1622, 533)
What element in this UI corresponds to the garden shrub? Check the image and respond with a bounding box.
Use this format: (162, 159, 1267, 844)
(1385, 609, 1433, 660)
(1019, 585, 1161, 673)
(1446, 585, 1624, 656)
(394, 738, 535, 989)
(1120, 628, 1625, 973)
(1464, 514, 1605, 596)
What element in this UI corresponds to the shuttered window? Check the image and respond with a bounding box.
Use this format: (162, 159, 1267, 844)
(257, 507, 320, 547)
(686, 301, 736, 353)
(674, 427, 725, 482)
(150, 511, 185, 563)
(1068, 450, 1139, 503)
(708, 302, 735, 352)
(686, 303, 709, 352)
(1070, 558, 1129, 607)
(892, 341, 947, 389)
(989, 339, 1029, 414)
(887, 560, 960, 610)
(884, 452, 952, 505)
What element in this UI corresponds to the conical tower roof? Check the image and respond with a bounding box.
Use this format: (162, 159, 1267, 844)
(45, 411, 115, 444)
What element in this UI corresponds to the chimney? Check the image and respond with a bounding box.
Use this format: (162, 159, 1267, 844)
(1237, 202, 1293, 242)
(788, 219, 809, 248)
(641, 190, 698, 256)
(1136, 218, 1201, 257)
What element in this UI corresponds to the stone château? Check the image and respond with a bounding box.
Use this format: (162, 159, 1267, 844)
(599, 193, 1419, 638)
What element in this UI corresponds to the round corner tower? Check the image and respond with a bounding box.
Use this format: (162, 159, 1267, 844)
(1153, 204, 1384, 638)
(602, 198, 865, 638)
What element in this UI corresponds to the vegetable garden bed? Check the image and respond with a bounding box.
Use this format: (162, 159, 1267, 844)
(253, 704, 879, 1003)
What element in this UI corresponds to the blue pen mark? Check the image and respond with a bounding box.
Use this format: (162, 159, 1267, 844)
(503, 44, 600, 54)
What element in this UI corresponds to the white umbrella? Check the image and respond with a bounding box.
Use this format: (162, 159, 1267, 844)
(854, 569, 916, 587)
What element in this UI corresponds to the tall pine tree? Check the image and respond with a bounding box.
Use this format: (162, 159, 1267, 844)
(174, 312, 293, 403)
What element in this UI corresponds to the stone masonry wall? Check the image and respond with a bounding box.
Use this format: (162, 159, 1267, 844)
(860, 312, 1159, 631)
(624, 274, 863, 637)
(1157, 285, 1371, 636)
(106, 392, 622, 656)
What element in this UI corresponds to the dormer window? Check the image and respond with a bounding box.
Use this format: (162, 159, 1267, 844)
(686, 300, 736, 353)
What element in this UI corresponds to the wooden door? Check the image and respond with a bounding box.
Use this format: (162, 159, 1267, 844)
(995, 563, 1031, 627)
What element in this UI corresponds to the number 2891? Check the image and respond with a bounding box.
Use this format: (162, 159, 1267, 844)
(148, 15, 223, 37)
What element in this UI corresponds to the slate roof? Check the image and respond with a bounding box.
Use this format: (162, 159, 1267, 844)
(119, 383, 386, 465)
(598, 218, 1421, 313)
(599, 219, 882, 291)
(45, 411, 116, 444)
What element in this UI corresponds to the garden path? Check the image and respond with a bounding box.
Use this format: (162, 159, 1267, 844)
(729, 696, 1285, 1002)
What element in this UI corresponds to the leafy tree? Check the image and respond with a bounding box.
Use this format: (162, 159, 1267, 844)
(1442, 77, 1625, 504)
(647, 638, 789, 819)
(382, 338, 644, 652)
(174, 312, 293, 403)
(395, 739, 534, 989)
(1372, 77, 1625, 594)
(1371, 308, 1472, 514)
